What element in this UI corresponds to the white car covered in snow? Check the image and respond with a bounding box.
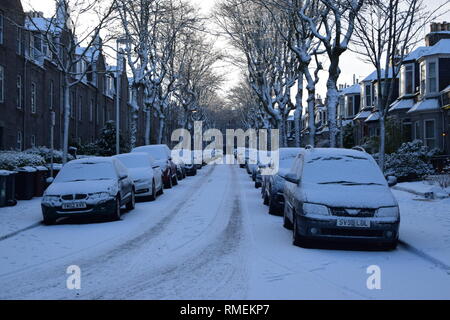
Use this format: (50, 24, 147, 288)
(282, 148, 400, 250)
(114, 153, 164, 201)
(41, 157, 135, 225)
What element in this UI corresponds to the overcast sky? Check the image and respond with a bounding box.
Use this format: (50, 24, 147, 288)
(22, 0, 450, 99)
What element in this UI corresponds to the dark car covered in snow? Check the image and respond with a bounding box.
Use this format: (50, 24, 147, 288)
(41, 157, 135, 225)
(282, 148, 400, 250)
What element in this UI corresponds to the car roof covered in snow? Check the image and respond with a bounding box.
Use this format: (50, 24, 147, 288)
(68, 157, 115, 165)
(301, 148, 371, 161)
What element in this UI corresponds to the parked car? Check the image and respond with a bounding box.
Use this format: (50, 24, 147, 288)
(41, 157, 135, 225)
(132, 145, 178, 189)
(114, 153, 164, 201)
(282, 148, 400, 250)
(262, 148, 302, 215)
(173, 159, 187, 180)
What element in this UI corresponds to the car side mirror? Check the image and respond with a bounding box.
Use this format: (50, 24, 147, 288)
(120, 174, 128, 180)
(46, 177, 54, 184)
(283, 173, 300, 185)
(387, 176, 397, 187)
(153, 166, 160, 169)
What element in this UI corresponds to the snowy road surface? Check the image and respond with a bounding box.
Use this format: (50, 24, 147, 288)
(0, 165, 449, 300)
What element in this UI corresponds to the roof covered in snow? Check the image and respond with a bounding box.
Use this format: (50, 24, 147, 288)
(389, 99, 415, 112)
(365, 112, 380, 122)
(339, 84, 361, 96)
(422, 39, 450, 58)
(407, 98, 440, 114)
(361, 69, 398, 82)
(354, 110, 372, 120)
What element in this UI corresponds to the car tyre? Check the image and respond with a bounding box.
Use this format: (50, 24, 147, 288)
(292, 215, 309, 248)
(149, 181, 157, 201)
(283, 211, 293, 230)
(112, 196, 122, 221)
(43, 215, 56, 226)
(383, 240, 398, 251)
(268, 195, 282, 216)
(165, 174, 173, 189)
(172, 173, 178, 186)
(126, 190, 135, 211)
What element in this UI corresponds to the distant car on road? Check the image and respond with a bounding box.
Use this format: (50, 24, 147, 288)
(262, 148, 302, 215)
(282, 148, 400, 250)
(132, 145, 178, 189)
(114, 153, 164, 201)
(41, 157, 135, 225)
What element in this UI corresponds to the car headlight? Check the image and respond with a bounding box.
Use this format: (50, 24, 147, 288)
(303, 203, 330, 216)
(42, 195, 61, 205)
(89, 192, 111, 201)
(376, 207, 400, 218)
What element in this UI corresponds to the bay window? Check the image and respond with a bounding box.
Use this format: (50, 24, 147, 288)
(428, 62, 437, 93)
(401, 64, 414, 95)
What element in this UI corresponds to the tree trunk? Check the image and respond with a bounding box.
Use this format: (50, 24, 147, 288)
(326, 59, 341, 148)
(294, 76, 303, 147)
(379, 115, 386, 171)
(62, 79, 70, 164)
(145, 107, 151, 145)
(158, 117, 165, 145)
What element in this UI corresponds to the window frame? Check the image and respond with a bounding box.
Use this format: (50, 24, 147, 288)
(401, 63, 415, 96)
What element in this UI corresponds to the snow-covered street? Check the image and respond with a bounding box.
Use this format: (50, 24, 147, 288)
(0, 165, 449, 300)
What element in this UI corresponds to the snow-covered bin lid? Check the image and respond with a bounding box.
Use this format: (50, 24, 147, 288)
(17, 166, 38, 173)
(35, 166, 49, 171)
(0, 170, 14, 176)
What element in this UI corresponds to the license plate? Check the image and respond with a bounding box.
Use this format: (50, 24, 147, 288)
(337, 219, 370, 228)
(62, 202, 87, 210)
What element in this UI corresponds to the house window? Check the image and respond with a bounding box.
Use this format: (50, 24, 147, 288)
(365, 84, 372, 108)
(420, 63, 426, 96)
(0, 65, 4, 103)
(0, 11, 4, 45)
(401, 64, 414, 95)
(17, 130, 22, 150)
(31, 135, 36, 147)
(17, 75, 23, 109)
(78, 97, 82, 121)
(31, 82, 36, 113)
(16, 27, 22, 55)
(424, 120, 436, 149)
(428, 62, 437, 93)
(414, 121, 421, 140)
(347, 96, 354, 117)
(49, 80, 54, 110)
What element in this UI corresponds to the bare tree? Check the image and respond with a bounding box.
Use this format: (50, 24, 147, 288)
(300, 0, 364, 147)
(26, 0, 116, 162)
(352, 0, 448, 170)
(216, 0, 299, 146)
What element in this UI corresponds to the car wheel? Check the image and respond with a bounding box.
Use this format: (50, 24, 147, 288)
(43, 215, 56, 226)
(255, 181, 261, 189)
(292, 214, 309, 247)
(126, 190, 136, 211)
(263, 193, 269, 206)
(269, 195, 282, 216)
(165, 174, 173, 189)
(283, 211, 293, 230)
(149, 181, 157, 201)
(112, 196, 121, 221)
(172, 172, 178, 186)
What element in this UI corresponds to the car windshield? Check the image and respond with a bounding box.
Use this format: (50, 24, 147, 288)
(279, 150, 299, 169)
(302, 154, 387, 186)
(55, 162, 117, 182)
(116, 155, 149, 169)
(142, 148, 167, 160)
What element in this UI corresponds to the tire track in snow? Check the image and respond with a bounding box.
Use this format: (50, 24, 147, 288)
(89, 165, 248, 300)
(399, 240, 450, 273)
(0, 223, 41, 242)
(0, 165, 218, 299)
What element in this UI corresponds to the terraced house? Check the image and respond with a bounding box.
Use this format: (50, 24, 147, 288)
(0, 0, 148, 152)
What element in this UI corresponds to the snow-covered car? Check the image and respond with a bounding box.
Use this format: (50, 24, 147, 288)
(262, 148, 302, 215)
(173, 160, 187, 180)
(41, 157, 135, 225)
(132, 145, 178, 189)
(283, 148, 400, 250)
(114, 153, 164, 201)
